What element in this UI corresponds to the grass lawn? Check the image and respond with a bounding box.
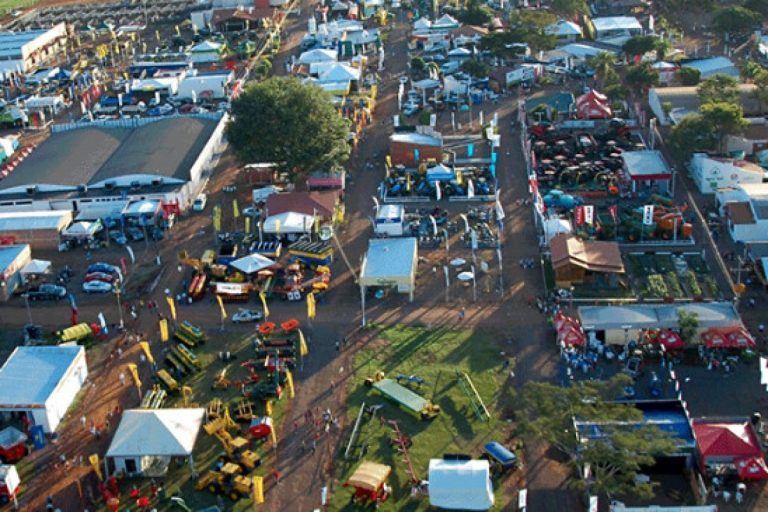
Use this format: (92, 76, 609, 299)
(329, 325, 517, 511)
(0, 0, 35, 13)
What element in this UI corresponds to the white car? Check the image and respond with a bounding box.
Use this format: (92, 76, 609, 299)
(82, 280, 113, 293)
(232, 309, 264, 323)
(193, 193, 207, 211)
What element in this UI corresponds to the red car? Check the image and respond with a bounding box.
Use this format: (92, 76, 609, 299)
(84, 272, 114, 283)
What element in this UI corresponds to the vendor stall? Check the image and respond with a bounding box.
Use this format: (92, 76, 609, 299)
(359, 238, 418, 325)
(262, 212, 315, 235)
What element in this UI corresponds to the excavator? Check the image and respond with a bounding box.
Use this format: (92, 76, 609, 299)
(178, 250, 209, 300)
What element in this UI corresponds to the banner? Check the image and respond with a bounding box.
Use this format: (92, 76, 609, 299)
(159, 319, 169, 342)
(584, 205, 594, 225)
(385, 155, 392, 169)
(471, 229, 478, 250)
(298, 329, 310, 356)
(166, 296, 177, 321)
(125, 244, 135, 264)
(435, 181, 442, 201)
(414, 148, 420, 162)
(608, 205, 618, 223)
(286, 370, 295, 399)
(643, 205, 655, 226)
(306, 292, 316, 320)
(89, 454, 103, 481)
(138, 341, 154, 365)
(127, 363, 141, 389)
(233, 199, 240, 219)
(467, 143, 474, 157)
(216, 294, 227, 320)
(69, 293, 78, 312)
(428, 215, 438, 236)
(212, 205, 222, 232)
(244, 216, 251, 234)
(574, 206, 585, 226)
(259, 291, 270, 319)
(467, 179, 475, 199)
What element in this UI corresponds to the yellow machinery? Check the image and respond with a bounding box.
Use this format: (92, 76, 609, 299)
(212, 368, 231, 390)
(234, 399, 256, 422)
(156, 369, 179, 393)
(195, 463, 257, 501)
(178, 250, 204, 272)
(204, 408, 261, 470)
(207, 398, 223, 419)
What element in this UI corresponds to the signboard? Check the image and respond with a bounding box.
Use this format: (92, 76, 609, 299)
(643, 205, 655, 225)
(505, 66, 535, 85)
(584, 205, 594, 225)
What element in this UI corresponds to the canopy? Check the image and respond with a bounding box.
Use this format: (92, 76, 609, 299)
(345, 461, 391, 491)
(20, 259, 51, 275)
(448, 47, 472, 57)
(433, 14, 459, 30)
(107, 408, 205, 457)
(360, 238, 417, 289)
(542, 217, 572, 243)
(575, 90, 612, 120)
(413, 17, 432, 31)
(297, 48, 337, 64)
(693, 421, 761, 461)
(230, 253, 276, 274)
(428, 459, 494, 510)
(556, 314, 586, 347)
(426, 163, 455, 182)
(654, 330, 685, 350)
(701, 327, 756, 349)
(190, 40, 224, 53)
(736, 456, 768, 480)
(62, 220, 102, 238)
(412, 78, 441, 90)
(262, 212, 315, 234)
(319, 63, 360, 82)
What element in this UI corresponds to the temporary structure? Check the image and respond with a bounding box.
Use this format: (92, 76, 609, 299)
(262, 212, 316, 234)
(360, 238, 418, 324)
(297, 48, 337, 64)
(575, 90, 612, 120)
(106, 408, 205, 477)
(230, 253, 276, 274)
(428, 459, 494, 510)
(62, 220, 103, 239)
(20, 259, 51, 276)
(0, 346, 88, 433)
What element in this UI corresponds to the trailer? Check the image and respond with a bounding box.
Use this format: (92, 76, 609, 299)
(364, 372, 440, 420)
(0, 428, 27, 464)
(287, 241, 334, 266)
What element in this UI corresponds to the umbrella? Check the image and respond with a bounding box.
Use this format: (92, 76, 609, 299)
(457, 271, 474, 281)
(559, 326, 586, 347)
(656, 330, 685, 350)
(736, 456, 768, 480)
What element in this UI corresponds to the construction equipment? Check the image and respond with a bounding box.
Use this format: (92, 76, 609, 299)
(140, 386, 167, 409)
(156, 369, 179, 394)
(175, 344, 202, 370)
(181, 386, 195, 407)
(455, 371, 490, 422)
(207, 399, 224, 420)
(343, 461, 392, 506)
(195, 464, 257, 501)
(212, 368, 231, 390)
(234, 399, 256, 422)
(174, 321, 206, 347)
(365, 372, 441, 420)
(204, 413, 261, 470)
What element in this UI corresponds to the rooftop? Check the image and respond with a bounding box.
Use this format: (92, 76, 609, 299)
(361, 238, 417, 281)
(550, 234, 624, 273)
(0, 210, 72, 231)
(0, 116, 219, 193)
(578, 303, 741, 331)
(0, 345, 84, 407)
(726, 202, 756, 225)
(622, 150, 671, 179)
(265, 191, 338, 218)
(0, 244, 27, 271)
(651, 84, 768, 118)
(591, 16, 642, 32)
(390, 132, 442, 146)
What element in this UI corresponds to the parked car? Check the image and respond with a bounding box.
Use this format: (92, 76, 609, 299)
(109, 230, 127, 245)
(193, 194, 207, 211)
(87, 263, 120, 276)
(147, 103, 174, 117)
(126, 227, 145, 241)
(82, 281, 114, 294)
(84, 272, 114, 283)
(25, 284, 66, 302)
(232, 309, 264, 323)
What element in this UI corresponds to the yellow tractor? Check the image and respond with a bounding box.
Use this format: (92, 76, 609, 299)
(204, 409, 261, 470)
(195, 463, 256, 501)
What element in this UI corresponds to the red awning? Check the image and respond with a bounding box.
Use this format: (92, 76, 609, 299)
(701, 327, 755, 349)
(656, 330, 685, 350)
(736, 456, 768, 480)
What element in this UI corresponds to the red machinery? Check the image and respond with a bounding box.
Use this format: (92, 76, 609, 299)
(0, 427, 27, 464)
(0, 465, 21, 505)
(343, 461, 392, 505)
(248, 417, 273, 439)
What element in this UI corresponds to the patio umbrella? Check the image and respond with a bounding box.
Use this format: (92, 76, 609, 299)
(559, 326, 586, 347)
(726, 327, 756, 348)
(736, 456, 768, 480)
(701, 329, 727, 348)
(656, 330, 685, 351)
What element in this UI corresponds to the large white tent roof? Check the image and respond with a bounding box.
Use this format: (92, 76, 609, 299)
(107, 408, 205, 457)
(0, 345, 84, 408)
(20, 258, 51, 275)
(297, 48, 337, 64)
(319, 62, 360, 82)
(360, 238, 417, 286)
(263, 211, 315, 234)
(230, 253, 276, 274)
(428, 459, 494, 510)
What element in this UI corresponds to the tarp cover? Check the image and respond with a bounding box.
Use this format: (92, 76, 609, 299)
(346, 461, 391, 491)
(107, 408, 205, 457)
(428, 459, 494, 510)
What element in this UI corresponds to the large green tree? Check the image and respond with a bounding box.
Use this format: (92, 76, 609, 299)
(519, 375, 676, 499)
(697, 74, 740, 105)
(625, 62, 659, 92)
(460, 59, 490, 78)
(668, 114, 717, 163)
(227, 76, 350, 175)
(700, 101, 749, 154)
(712, 6, 761, 34)
(587, 51, 617, 88)
(458, 0, 493, 26)
(744, 0, 768, 15)
(622, 35, 659, 58)
(752, 70, 768, 113)
(550, 0, 587, 17)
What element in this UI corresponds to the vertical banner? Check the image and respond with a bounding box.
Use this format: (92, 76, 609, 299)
(286, 370, 295, 399)
(414, 148, 420, 162)
(216, 294, 227, 320)
(306, 292, 316, 320)
(159, 318, 169, 342)
(127, 363, 141, 389)
(468, 179, 475, 199)
(233, 199, 240, 219)
(435, 181, 442, 201)
(584, 205, 594, 225)
(574, 206, 585, 226)
(467, 143, 474, 157)
(138, 341, 154, 364)
(298, 329, 309, 356)
(643, 205, 655, 225)
(259, 291, 270, 319)
(608, 205, 618, 223)
(166, 296, 177, 321)
(89, 454, 103, 481)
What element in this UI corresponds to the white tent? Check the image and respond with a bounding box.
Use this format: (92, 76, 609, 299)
(20, 259, 51, 276)
(230, 253, 276, 274)
(359, 238, 418, 324)
(542, 217, 572, 243)
(263, 212, 315, 234)
(319, 63, 361, 82)
(428, 459, 494, 511)
(107, 408, 205, 477)
(62, 220, 103, 238)
(413, 17, 432, 31)
(297, 48, 338, 64)
(432, 14, 459, 30)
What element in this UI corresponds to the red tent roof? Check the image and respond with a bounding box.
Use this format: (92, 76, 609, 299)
(737, 455, 768, 480)
(655, 330, 685, 350)
(701, 327, 756, 349)
(559, 325, 586, 347)
(693, 421, 761, 460)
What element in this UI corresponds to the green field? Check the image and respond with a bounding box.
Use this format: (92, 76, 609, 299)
(328, 325, 517, 511)
(0, 0, 36, 14)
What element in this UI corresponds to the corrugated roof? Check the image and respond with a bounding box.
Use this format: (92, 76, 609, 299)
(265, 191, 338, 217)
(622, 150, 671, 178)
(0, 210, 72, 231)
(0, 244, 27, 271)
(0, 345, 84, 407)
(360, 238, 417, 281)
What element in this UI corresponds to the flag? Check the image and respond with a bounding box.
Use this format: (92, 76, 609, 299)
(155, 29, 161, 41)
(471, 229, 478, 250)
(468, 179, 475, 199)
(89, 454, 103, 481)
(139, 341, 154, 365)
(275, 219, 281, 236)
(643, 205, 655, 225)
(175, 25, 181, 36)
(460, 213, 470, 233)
(245, 216, 251, 234)
(414, 148, 420, 162)
(574, 206, 585, 226)
(270, 420, 278, 446)
(233, 199, 240, 219)
(69, 293, 78, 312)
(166, 296, 177, 321)
(259, 291, 270, 319)
(266, 399, 273, 417)
(372, 195, 379, 210)
(159, 318, 169, 342)
(286, 370, 295, 399)
(435, 181, 442, 201)
(127, 363, 141, 389)
(456, 170, 463, 185)
(216, 294, 227, 320)
(120, 257, 128, 275)
(528, 176, 538, 196)
(584, 205, 594, 225)
(306, 292, 316, 319)
(385, 155, 392, 168)
(252, 476, 265, 504)
(608, 205, 618, 223)
(495, 198, 506, 221)
(406, 173, 411, 192)
(298, 329, 309, 356)
(467, 143, 474, 157)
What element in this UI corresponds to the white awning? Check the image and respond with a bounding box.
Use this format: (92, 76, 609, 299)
(263, 212, 315, 234)
(230, 253, 276, 274)
(20, 259, 51, 275)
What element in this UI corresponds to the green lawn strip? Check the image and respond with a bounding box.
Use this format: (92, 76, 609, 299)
(328, 326, 513, 511)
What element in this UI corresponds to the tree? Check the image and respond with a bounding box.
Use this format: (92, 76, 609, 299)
(661, 101, 674, 118)
(459, 0, 493, 26)
(744, 0, 768, 15)
(587, 51, 617, 88)
(550, 0, 587, 17)
(410, 56, 426, 74)
(507, 9, 558, 52)
(668, 114, 717, 163)
(678, 67, 701, 86)
(479, 32, 530, 61)
(712, 6, 761, 35)
(677, 309, 700, 343)
(519, 375, 676, 499)
(752, 70, 768, 113)
(740, 60, 764, 83)
(460, 59, 490, 78)
(654, 38, 671, 61)
(697, 74, 740, 105)
(625, 62, 659, 92)
(604, 83, 629, 102)
(700, 102, 749, 154)
(622, 35, 659, 58)
(227, 76, 350, 175)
